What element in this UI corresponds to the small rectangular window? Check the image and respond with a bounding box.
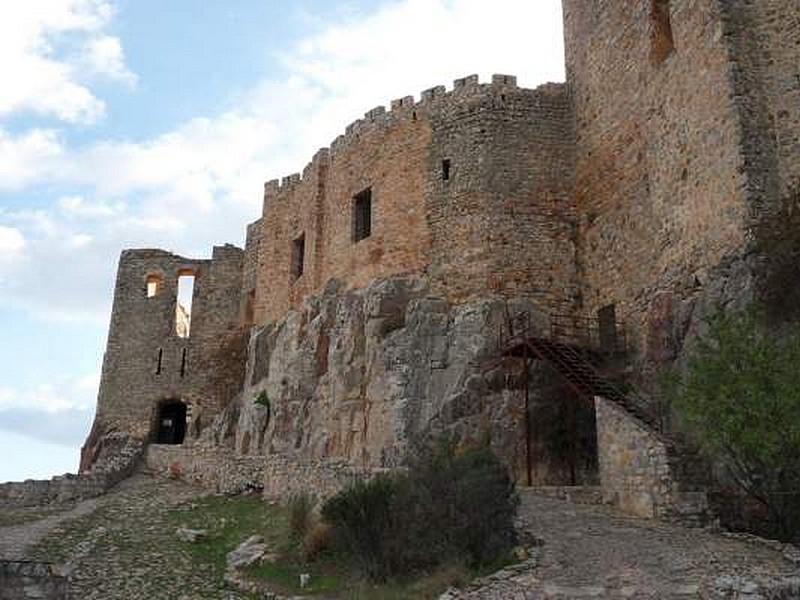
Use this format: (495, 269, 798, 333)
(291, 234, 305, 280)
(146, 275, 162, 298)
(353, 188, 372, 242)
(442, 159, 451, 181)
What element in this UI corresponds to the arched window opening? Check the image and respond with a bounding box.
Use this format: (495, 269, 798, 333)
(176, 271, 195, 338)
(146, 274, 162, 298)
(155, 400, 187, 445)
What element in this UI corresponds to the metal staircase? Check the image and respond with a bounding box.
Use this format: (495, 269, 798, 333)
(497, 309, 711, 515)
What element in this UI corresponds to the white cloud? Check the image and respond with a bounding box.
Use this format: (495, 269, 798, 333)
(0, 128, 64, 190)
(0, 226, 26, 254)
(0, 0, 133, 123)
(82, 35, 137, 86)
(0, 372, 97, 414)
(0, 0, 565, 323)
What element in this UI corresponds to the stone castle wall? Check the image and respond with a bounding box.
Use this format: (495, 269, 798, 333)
(563, 0, 749, 356)
(251, 75, 577, 326)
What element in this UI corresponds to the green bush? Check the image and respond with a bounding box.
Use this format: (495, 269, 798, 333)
(321, 445, 518, 581)
(321, 475, 398, 581)
(666, 308, 800, 541)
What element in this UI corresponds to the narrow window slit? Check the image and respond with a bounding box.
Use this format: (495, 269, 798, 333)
(180, 348, 187, 377)
(291, 234, 305, 280)
(353, 188, 372, 242)
(442, 159, 451, 181)
(156, 348, 163, 375)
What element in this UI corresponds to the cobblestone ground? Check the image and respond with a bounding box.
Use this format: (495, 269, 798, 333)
(454, 490, 800, 599)
(1, 474, 252, 600)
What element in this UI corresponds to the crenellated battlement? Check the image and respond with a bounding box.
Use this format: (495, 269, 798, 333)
(263, 74, 565, 199)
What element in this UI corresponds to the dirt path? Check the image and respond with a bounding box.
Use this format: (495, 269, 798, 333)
(0, 496, 104, 560)
(456, 490, 800, 599)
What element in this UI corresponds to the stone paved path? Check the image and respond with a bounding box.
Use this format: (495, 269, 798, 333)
(0, 496, 103, 560)
(2, 474, 251, 600)
(454, 489, 800, 599)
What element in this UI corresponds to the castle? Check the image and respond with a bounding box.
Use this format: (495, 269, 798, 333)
(77, 0, 800, 521)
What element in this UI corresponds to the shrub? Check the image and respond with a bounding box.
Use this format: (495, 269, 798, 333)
(288, 492, 313, 541)
(321, 475, 398, 581)
(302, 521, 332, 560)
(321, 445, 518, 581)
(666, 308, 800, 541)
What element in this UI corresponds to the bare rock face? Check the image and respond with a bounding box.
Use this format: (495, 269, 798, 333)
(238, 276, 550, 480)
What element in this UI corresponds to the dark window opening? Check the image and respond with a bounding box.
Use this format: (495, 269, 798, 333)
(155, 401, 187, 445)
(180, 348, 187, 377)
(155, 348, 163, 375)
(597, 304, 618, 354)
(442, 159, 451, 181)
(291, 234, 305, 280)
(176, 271, 195, 338)
(650, 0, 675, 64)
(353, 188, 372, 242)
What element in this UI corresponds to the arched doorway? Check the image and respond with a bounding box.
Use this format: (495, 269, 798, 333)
(155, 400, 187, 444)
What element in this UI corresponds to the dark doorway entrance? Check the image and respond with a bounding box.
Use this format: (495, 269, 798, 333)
(156, 401, 187, 444)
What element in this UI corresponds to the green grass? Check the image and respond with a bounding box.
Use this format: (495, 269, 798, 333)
(166, 493, 506, 599)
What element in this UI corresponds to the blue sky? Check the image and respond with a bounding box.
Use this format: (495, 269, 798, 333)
(0, 0, 564, 482)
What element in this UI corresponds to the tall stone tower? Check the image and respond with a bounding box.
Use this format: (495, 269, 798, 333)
(80, 246, 248, 472)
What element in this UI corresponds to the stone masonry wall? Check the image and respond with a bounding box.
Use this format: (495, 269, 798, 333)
(719, 0, 800, 321)
(563, 0, 750, 355)
(595, 397, 674, 519)
(0, 561, 69, 600)
(262, 455, 386, 503)
(81, 246, 248, 469)
(252, 75, 577, 326)
(143, 444, 263, 494)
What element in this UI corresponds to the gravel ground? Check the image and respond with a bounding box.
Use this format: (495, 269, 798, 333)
(451, 489, 800, 599)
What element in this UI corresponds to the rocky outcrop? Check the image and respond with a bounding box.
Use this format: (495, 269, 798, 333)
(235, 276, 598, 493)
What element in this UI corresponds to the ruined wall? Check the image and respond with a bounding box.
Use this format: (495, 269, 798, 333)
(82, 246, 248, 464)
(563, 0, 750, 354)
(0, 561, 69, 600)
(253, 75, 577, 326)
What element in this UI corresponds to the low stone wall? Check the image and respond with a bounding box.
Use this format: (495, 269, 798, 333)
(595, 397, 675, 519)
(0, 433, 142, 508)
(0, 561, 69, 600)
(263, 454, 387, 503)
(144, 444, 264, 494)
(0, 475, 107, 508)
